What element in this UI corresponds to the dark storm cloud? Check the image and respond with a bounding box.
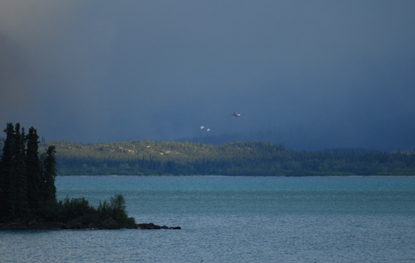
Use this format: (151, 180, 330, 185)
(1, 1, 414, 150)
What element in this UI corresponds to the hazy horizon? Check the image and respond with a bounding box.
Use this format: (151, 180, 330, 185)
(1, 1, 414, 151)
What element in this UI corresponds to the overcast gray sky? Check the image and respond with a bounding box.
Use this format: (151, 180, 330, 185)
(1, 1, 414, 150)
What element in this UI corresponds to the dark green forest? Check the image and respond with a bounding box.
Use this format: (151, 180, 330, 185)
(35, 139, 415, 176)
(0, 123, 135, 228)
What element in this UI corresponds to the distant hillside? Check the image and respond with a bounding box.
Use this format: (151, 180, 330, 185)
(40, 140, 415, 176)
(178, 124, 415, 151)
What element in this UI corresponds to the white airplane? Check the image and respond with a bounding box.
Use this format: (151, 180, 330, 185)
(233, 112, 242, 117)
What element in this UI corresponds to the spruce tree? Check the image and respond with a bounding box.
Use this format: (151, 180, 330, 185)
(26, 127, 42, 215)
(0, 123, 17, 220)
(1, 123, 59, 222)
(14, 124, 29, 219)
(42, 145, 57, 204)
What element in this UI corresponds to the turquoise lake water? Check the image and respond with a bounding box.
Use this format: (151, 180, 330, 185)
(1, 176, 415, 262)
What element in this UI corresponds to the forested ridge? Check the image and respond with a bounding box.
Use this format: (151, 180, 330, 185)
(34, 139, 415, 176)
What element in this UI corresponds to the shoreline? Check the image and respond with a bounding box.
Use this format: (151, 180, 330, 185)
(57, 174, 415, 177)
(0, 220, 181, 231)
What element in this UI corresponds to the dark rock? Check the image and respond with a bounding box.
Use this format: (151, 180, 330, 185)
(101, 217, 122, 229)
(0, 219, 180, 231)
(136, 223, 181, 230)
(67, 217, 85, 229)
(28, 219, 38, 226)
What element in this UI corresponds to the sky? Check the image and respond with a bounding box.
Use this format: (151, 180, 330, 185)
(1, 0, 415, 150)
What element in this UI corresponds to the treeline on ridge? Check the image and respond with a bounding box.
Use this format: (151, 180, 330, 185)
(42, 139, 415, 176)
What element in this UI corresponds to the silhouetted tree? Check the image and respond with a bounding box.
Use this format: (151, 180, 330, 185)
(0, 123, 17, 220)
(14, 124, 29, 219)
(26, 127, 42, 214)
(1, 123, 137, 228)
(42, 145, 57, 203)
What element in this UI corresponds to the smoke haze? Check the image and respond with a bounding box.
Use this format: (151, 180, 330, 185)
(1, 1, 415, 150)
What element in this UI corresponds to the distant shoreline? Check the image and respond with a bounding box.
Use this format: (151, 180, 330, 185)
(37, 140, 415, 176)
(57, 174, 415, 177)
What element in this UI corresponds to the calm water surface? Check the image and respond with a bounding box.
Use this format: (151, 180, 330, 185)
(1, 176, 415, 262)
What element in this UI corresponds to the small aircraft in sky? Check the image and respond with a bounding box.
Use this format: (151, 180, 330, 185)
(233, 112, 242, 117)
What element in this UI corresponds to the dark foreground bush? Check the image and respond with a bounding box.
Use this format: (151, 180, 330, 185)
(0, 193, 181, 230)
(54, 194, 136, 229)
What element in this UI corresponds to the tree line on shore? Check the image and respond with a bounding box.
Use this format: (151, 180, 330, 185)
(39, 138, 415, 176)
(0, 123, 135, 228)
(0, 123, 58, 222)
